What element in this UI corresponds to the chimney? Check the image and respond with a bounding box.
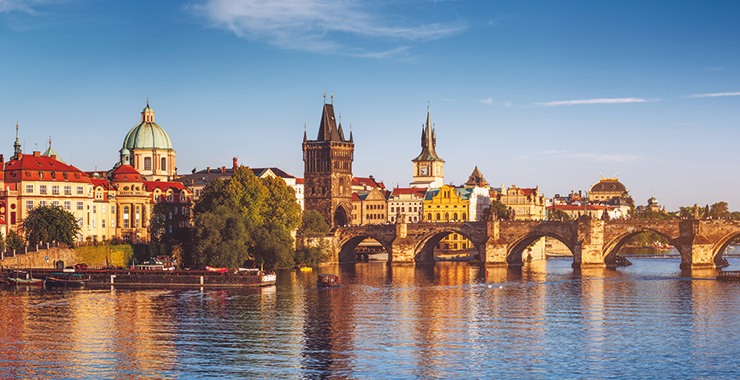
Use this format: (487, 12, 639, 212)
(233, 157, 238, 169)
(51, 155, 57, 160)
(206, 167, 210, 173)
(0, 154, 4, 163)
(221, 166, 226, 173)
(33, 151, 41, 157)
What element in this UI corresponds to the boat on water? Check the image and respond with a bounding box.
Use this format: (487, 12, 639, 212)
(4, 270, 44, 286)
(317, 273, 340, 288)
(45, 272, 91, 288)
(717, 270, 740, 282)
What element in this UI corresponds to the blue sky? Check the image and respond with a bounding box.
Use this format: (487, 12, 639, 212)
(1, 0, 739, 211)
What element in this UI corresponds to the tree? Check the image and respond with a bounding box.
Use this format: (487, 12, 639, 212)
(488, 200, 511, 221)
(709, 202, 730, 219)
(252, 176, 302, 269)
(192, 205, 253, 268)
(549, 209, 571, 221)
(299, 209, 331, 236)
(22, 205, 80, 246)
(6, 229, 24, 252)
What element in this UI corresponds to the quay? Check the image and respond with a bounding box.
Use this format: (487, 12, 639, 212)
(1, 268, 276, 288)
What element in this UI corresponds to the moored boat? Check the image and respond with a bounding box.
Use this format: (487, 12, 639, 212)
(5, 270, 44, 286)
(45, 272, 91, 288)
(317, 273, 340, 288)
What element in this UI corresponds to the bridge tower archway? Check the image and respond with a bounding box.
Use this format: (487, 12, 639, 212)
(333, 205, 350, 228)
(710, 232, 740, 268)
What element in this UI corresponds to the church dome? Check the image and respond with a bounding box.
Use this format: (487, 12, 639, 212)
(590, 178, 627, 193)
(122, 102, 174, 150)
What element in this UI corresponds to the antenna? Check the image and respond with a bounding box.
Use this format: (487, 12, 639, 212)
(331, 92, 334, 104)
(323, 92, 326, 103)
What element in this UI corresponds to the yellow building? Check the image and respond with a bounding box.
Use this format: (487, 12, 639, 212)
(423, 185, 473, 255)
(588, 177, 631, 204)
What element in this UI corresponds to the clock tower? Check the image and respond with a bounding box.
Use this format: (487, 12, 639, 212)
(410, 108, 444, 188)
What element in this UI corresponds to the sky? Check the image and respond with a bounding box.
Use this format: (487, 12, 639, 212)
(1, 0, 739, 211)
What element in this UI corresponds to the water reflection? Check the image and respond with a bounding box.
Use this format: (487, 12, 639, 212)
(0, 258, 738, 378)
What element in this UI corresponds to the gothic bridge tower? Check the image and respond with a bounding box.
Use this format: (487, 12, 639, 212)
(410, 107, 445, 188)
(303, 97, 354, 228)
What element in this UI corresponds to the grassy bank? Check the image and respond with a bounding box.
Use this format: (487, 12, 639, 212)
(74, 244, 134, 268)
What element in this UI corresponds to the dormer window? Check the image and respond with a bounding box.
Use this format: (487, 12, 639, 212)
(38, 171, 43, 179)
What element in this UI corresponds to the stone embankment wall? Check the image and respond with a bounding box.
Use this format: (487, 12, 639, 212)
(0, 245, 134, 269)
(0, 247, 77, 269)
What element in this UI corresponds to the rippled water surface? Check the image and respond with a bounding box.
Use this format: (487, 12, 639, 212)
(1, 258, 739, 379)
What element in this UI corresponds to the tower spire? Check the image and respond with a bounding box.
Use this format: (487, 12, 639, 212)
(13, 121, 21, 159)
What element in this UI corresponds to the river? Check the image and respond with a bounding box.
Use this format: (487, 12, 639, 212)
(1, 258, 738, 379)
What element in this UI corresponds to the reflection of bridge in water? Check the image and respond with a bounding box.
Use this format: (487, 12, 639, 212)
(334, 216, 740, 268)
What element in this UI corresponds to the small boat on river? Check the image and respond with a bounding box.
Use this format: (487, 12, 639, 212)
(5, 270, 44, 286)
(45, 272, 91, 288)
(317, 273, 340, 288)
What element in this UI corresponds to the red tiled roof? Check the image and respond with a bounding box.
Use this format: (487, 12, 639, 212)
(90, 178, 111, 190)
(295, 178, 304, 184)
(110, 164, 143, 183)
(353, 177, 385, 189)
(550, 204, 610, 211)
(145, 181, 186, 192)
(351, 192, 361, 201)
(391, 187, 426, 197)
(3, 153, 91, 184)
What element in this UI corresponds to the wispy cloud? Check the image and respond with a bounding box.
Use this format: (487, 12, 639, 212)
(534, 97, 655, 107)
(353, 46, 411, 59)
(479, 97, 494, 105)
(685, 91, 740, 99)
(189, 0, 466, 56)
(479, 97, 512, 107)
(0, 0, 45, 15)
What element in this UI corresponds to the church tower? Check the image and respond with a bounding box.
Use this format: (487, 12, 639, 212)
(303, 96, 354, 228)
(410, 107, 445, 188)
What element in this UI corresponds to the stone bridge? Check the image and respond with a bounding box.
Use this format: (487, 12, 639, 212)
(333, 216, 740, 269)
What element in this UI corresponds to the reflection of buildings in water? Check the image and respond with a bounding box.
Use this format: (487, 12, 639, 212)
(0, 291, 29, 377)
(301, 275, 355, 377)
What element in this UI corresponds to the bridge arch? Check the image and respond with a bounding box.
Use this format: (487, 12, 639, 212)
(711, 231, 740, 267)
(506, 232, 576, 265)
(337, 235, 392, 263)
(603, 228, 682, 265)
(413, 227, 485, 264)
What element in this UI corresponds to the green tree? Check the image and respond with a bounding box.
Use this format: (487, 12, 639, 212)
(252, 176, 302, 269)
(488, 200, 511, 221)
(6, 229, 25, 252)
(709, 202, 730, 219)
(548, 209, 571, 221)
(22, 205, 80, 246)
(192, 205, 253, 268)
(299, 209, 331, 236)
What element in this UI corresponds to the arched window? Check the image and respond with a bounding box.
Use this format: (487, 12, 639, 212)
(445, 213, 450, 221)
(161, 158, 167, 171)
(144, 157, 152, 170)
(462, 213, 467, 220)
(427, 213, 432, 221)
(453, 213, 458, 221)
(436, 213, 441, 221)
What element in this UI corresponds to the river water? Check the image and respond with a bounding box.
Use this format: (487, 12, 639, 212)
(1, 258, 738, 379)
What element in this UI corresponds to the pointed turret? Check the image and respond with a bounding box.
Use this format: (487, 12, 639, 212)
(412, 109, 443, 162)
(465, 166, 488, 187)
(316, 103, 344, 142)
(42, 136, 65, 163)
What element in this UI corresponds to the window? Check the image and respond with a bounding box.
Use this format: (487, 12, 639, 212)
(77, 202, 84, 210)
(92, 205, 96, 214)
(92, 220, 96, 228)
(39, 185, 47, 194)
(64, 201, 71, 210)
(144, 157, 152, 170)
(39, 201, 47, 207)
(102, 205, 106, 214)
(25, 184, 34, 194)
(161, 157, 166, 171)
(95, 191, 103, 200)
(123, 206, 130, 228)
(52, 201, 60, 207)
(26, 200, 33, 210)
(52, 185, 60, 195)
(102, 219, 106, 228)
(76, 186, 84, 195)
(64, 186, 72, 195)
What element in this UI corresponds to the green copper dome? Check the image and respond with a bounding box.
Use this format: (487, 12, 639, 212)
(122, 103, 174, 150)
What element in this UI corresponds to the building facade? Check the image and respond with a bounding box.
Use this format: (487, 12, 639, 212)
(388, 187, 426, 223)
(498, 185, 547, 221)
(119, 102, 177, 182)
(303, 101, 354, 228)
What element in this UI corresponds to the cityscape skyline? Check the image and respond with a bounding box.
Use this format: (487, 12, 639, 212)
(2, 1, 740, 210)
